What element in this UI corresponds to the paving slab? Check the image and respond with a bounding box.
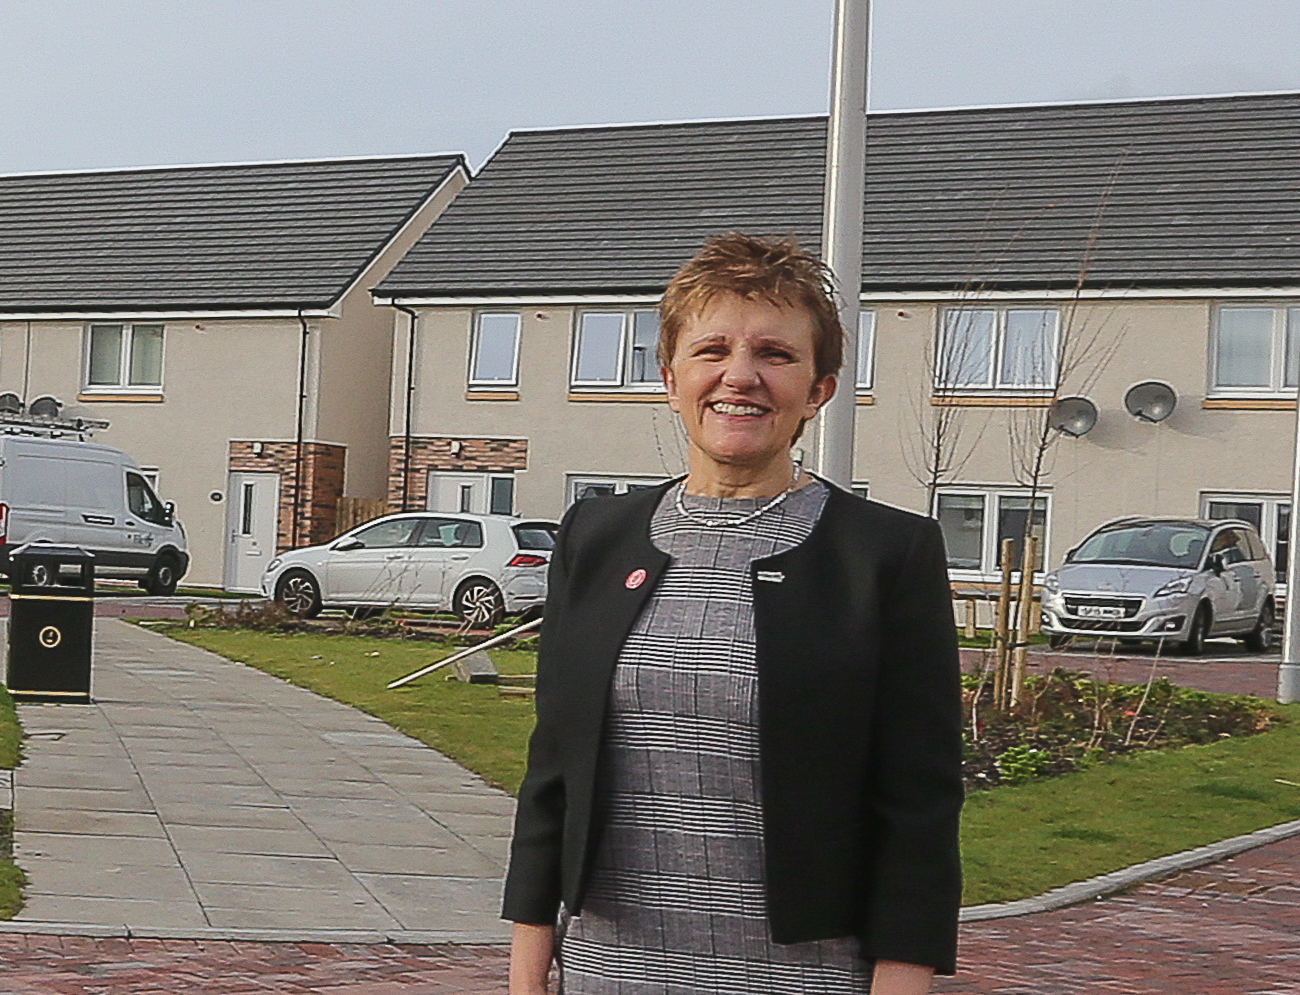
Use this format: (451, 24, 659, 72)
(4, 618, 513, 941)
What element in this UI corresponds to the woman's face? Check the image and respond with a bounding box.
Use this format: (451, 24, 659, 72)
(663, 294, 836, 474)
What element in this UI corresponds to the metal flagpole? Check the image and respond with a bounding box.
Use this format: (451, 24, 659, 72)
(813, 0, 870, 488)
(1280, 402, 1300, 703)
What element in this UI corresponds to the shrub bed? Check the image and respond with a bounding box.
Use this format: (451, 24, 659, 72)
(962, 667, 1279, 790)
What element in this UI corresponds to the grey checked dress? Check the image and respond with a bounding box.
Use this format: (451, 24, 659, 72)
(558, 480, 873, 994)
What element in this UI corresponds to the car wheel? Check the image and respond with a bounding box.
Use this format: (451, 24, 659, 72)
(1244, 602, 1275, 653)
(143, 554, 180, 596)
(453, 578, 504, 628)
(275, 569, 322, 618)
(1047, 634, 1071, 650)
(1181, 604, 1210, 656)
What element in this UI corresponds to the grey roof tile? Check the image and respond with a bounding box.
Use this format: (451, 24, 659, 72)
(0, 155, 466, 311)
(376, 93, 1300, 297)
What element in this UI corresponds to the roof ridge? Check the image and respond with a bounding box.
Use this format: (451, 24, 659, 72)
(0, 152, 466, 183)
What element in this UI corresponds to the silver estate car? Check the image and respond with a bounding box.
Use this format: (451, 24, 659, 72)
(261, 512, 557, 625)
(1040, 517, 1276, 655)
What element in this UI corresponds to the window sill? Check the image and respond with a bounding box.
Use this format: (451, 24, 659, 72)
(931, 393, 1054, 408)
(77, 391, 164, 403)
(1202, 396, 1297, 410)
(465, 389, 519, 401)
(568, 391, 667, 403)
(855, 394, 875, 406)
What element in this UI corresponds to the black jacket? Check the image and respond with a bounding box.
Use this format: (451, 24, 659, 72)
(502, 481, 964, 975)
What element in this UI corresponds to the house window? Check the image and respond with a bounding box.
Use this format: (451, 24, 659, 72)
(1211, 306, 1300, 394)
(936, 489, 1048, 575)
(936, 308, 1058, 390)
(571, 310, 662, 388)
(1202, 493, 1291, 583)
(567, 474, 667, 505)
(856, 311, 876, 392)
(469, 313, 521, 387)
(86, 323, 164, 389)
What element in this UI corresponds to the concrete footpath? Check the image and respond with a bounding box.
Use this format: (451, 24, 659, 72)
(1, 618, 513, 943)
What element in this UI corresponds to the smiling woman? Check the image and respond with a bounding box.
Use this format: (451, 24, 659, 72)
(503, 234, 965, 995)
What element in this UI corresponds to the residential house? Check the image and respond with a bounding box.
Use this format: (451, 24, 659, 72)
(0, 154, 468, 589)
(371, 92, 1300, 590)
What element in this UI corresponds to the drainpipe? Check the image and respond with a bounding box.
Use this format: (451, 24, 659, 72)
(293, 310, 310, 548)
(393, 303, 419, 512)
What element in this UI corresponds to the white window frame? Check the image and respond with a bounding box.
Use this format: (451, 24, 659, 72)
(570, 309, 664, 391)
(935, 306, 1059, 392)
(935, 487, 1050, 579)
(468, 312, 522, 388)
(1209, 304, 1300, 397)
(1200, 491, 1291, 588)
(566, 473, 668, 506)
(855, 310, 876, 392)
(83, 322, 165, 392)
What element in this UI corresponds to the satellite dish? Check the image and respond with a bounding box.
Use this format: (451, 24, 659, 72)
(1124, 381, 1177, 423)
(28, 396, 62, 419)
(1048, 396, 1098, 437)
(0, 392, 22, 414)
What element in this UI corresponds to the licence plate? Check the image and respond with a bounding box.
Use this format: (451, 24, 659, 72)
(1077, 605, 1125, 619)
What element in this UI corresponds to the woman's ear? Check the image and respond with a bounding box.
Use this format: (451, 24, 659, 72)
(805, 374, 837, 416)
(663, 365, 681, 413)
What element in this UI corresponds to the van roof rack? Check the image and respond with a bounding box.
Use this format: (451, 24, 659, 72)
(0, 411, 111, 439)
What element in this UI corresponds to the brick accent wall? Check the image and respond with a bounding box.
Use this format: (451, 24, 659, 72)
(387, 436, 528, 511)
(229, 441, 347, 551)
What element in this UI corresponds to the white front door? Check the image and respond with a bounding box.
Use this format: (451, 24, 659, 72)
(224, 472, 281, 593)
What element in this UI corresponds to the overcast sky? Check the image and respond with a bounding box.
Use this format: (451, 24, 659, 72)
(4, 0, 1300, 175)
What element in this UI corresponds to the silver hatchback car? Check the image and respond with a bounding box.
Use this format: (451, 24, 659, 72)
(261, 512, 557, 625)
(1040, 517, 1276, 655)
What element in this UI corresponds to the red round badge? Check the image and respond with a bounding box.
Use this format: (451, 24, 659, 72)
(625, 569, 647, 590)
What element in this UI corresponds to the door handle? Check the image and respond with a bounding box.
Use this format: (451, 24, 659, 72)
(384, 553, 404, 561)
(451, 554, 470, 561)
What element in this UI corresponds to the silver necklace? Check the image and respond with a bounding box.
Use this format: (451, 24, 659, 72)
(675, 462, 802, 529)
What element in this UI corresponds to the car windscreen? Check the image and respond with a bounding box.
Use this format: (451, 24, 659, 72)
(513, 523, 556, 550)
(1071, 524, 1209, 569)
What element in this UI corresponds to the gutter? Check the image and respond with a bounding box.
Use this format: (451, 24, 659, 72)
(392, 303, 419, 512)
(292, 310, 310, 547)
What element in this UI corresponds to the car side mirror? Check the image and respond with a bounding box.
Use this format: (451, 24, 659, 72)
(334, 538, 364, 552)
(1064, 546, 1077, 563)
(1209, 553, 1224, 575)
(163, 501, 175, 527)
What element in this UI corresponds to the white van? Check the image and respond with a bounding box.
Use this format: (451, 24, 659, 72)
(0, 432, 188, 595)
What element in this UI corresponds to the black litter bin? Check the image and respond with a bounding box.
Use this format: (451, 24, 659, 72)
(5, 545, 94, 704)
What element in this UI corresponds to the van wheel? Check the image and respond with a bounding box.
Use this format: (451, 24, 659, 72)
(144, 555, 180, 596)
(275, 569, 322, 618)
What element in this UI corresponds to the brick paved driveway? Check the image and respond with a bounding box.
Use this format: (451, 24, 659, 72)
(2, 836, 1296, 993)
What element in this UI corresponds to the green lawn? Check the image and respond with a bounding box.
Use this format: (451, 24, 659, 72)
(160, 626, 1300, 907)
(0, 684, 28, 918)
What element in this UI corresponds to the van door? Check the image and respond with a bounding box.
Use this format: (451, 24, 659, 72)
(224, 472, 281, 593)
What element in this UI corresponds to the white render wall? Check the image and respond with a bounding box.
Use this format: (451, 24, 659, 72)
(396, 295, 1297, 577)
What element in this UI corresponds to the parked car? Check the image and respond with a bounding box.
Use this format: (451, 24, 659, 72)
(1040, 517, 1275, 654)
(261, 511, 557, 624)
(0, 429, 189, 595)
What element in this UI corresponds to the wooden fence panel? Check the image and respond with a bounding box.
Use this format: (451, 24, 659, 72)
(335, 497, 389, 537)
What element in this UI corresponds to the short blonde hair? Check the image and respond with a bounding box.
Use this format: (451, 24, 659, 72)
(658, 232, 845, 379)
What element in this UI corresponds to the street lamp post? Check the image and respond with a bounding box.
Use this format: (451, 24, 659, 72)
(814, 0, 870, 488)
